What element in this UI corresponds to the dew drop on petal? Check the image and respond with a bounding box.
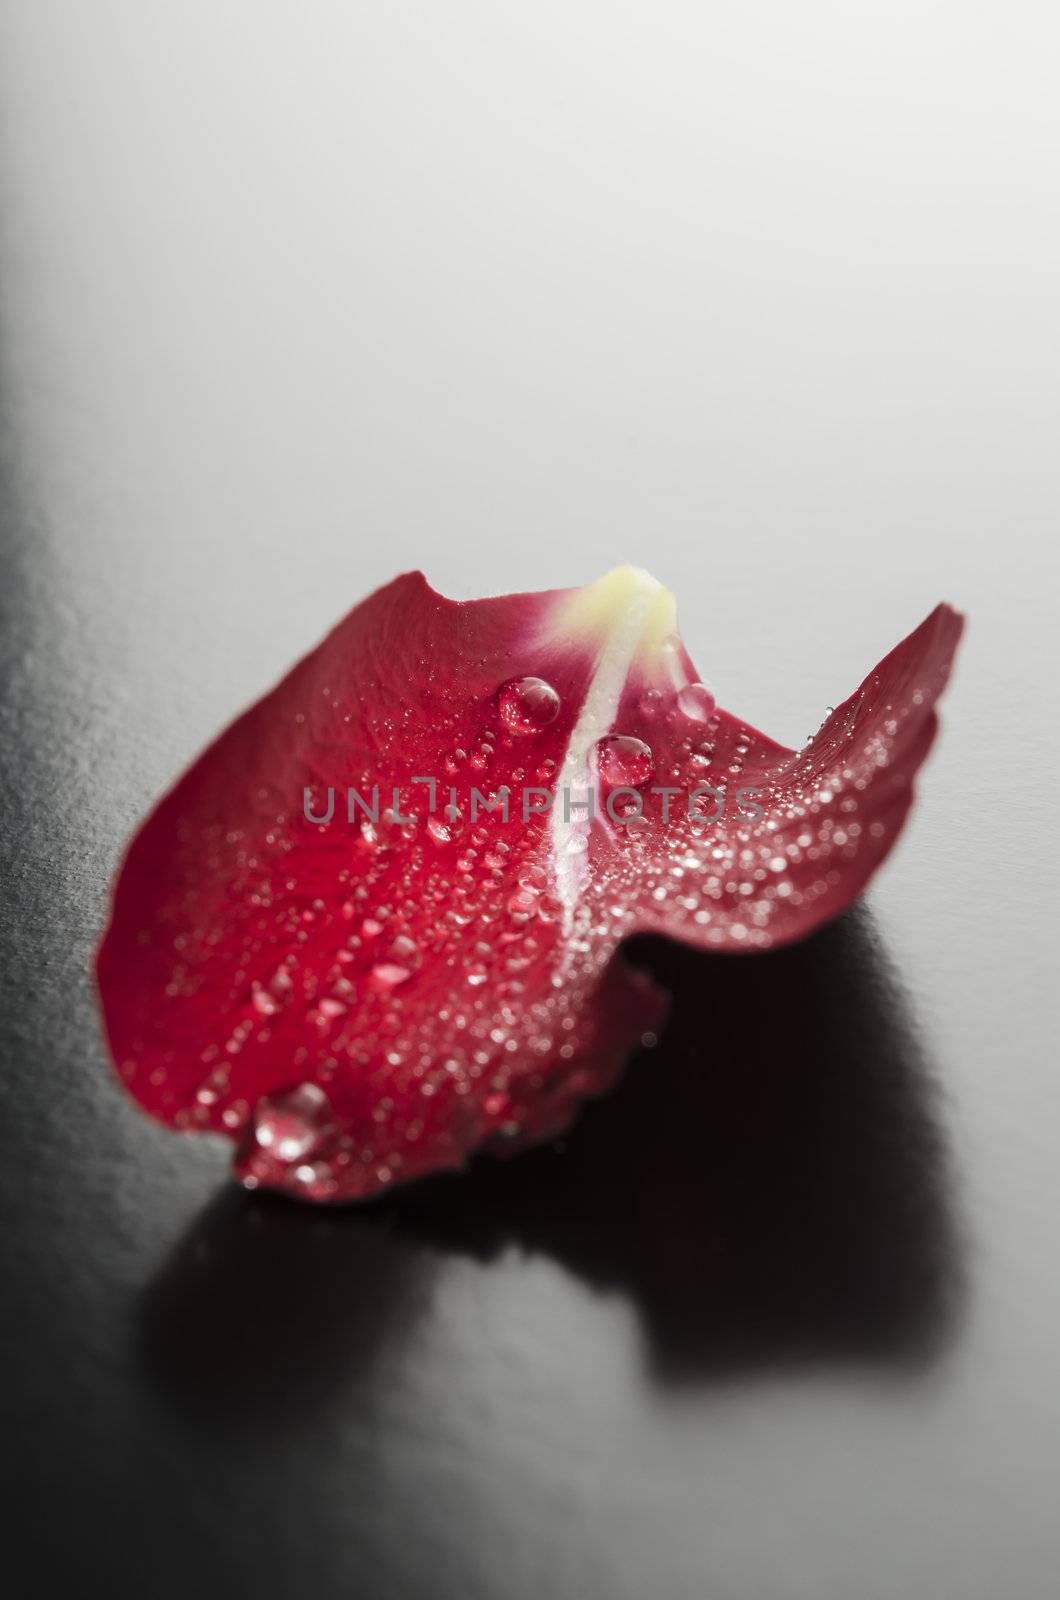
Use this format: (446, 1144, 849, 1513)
(250, 981, 278, 1016)
(427, 814, 453, 846)
(595, 734, 654, 789)
(252, 1082, 333, 1163)
(507, 889, 539, 923)
(370, 962, 412, 989)
(498, 676, 561, 735)
(427, 805, 464, 846)
(677, 682, 717, 723)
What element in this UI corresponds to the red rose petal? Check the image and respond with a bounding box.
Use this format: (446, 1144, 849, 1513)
(95, 569, 962, 1202)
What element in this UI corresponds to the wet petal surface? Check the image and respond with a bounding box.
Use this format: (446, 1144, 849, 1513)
(96, 569, 962, 1201)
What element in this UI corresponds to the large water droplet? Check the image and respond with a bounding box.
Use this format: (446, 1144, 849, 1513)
(252, 1082, 332, 1163)
(677, 681, 717, 723)
(595, 734, 654, 788)
(498, 676, 561, 735)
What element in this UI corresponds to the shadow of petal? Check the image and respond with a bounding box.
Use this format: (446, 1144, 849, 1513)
(391, 905, 966, 1381)
(141, 906, 965, 1414)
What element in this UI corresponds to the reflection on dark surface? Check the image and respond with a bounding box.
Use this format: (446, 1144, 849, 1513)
(142, 906, 963, 1414)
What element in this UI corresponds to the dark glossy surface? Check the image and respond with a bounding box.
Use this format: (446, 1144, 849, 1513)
(2, 7, 1058, 1597)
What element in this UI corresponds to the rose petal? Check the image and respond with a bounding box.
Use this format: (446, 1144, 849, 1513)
(96, 569, 962, 1201)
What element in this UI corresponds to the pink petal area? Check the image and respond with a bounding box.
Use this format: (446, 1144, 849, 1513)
(95, 570, 962, 1202)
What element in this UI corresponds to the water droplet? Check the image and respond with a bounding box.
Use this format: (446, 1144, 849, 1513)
(250, 981, 278, 1016)
(427, 805, 464, 846)
(498, 676, 561, 735)
(370, 961, 412, 988)
(595, 734, 654, 788)
(677, 681, 717, 723)
(507, 889, 538, 923)
(252, 1082, 333, 1163)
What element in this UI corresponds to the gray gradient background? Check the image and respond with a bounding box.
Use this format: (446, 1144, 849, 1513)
(1, 5, 1058, 1598)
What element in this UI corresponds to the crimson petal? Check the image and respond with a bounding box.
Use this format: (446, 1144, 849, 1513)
(96, 569, 962, 1202)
